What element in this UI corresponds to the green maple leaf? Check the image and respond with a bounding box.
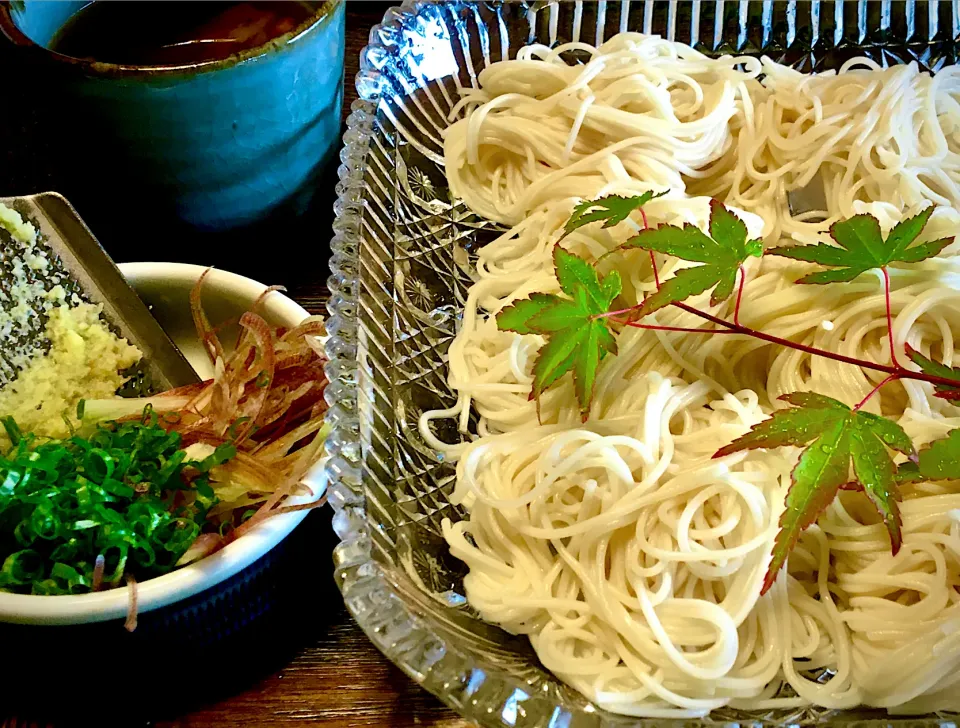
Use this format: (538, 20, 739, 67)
(917, 430, 960, 480)
(769, 208, 953, 284)
(620, 199, 763, 317)
(894, 429, 960, 485)
(563, 191, 667, 238)
(905, 344, 960, 403)
(714, 392, 915, 594)
(496, 246, 620, 419)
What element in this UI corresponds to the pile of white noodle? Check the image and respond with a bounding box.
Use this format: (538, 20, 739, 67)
(420, 33, 960, 717)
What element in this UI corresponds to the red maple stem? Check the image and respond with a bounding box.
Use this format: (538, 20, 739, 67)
(734, 266, 746, 326)
(614, 317, 734, 335)
(602, 306, 643, 319)
(675, 301, 888, 368)
(852, 373, 900, 412)
(638, 207, 661, 289)
(882, 267, 901, 369)
(598, 299, 960, 391)
(589, 202, 955, 394)
(678, 302, 960, 389)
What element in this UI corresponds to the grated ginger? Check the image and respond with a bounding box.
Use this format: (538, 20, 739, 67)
(0, 203, 141, 446)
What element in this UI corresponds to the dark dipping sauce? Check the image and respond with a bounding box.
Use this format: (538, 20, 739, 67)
(50, 1, 315, 66)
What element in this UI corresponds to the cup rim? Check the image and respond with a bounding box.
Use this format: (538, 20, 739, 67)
(0, 0, 341, 79)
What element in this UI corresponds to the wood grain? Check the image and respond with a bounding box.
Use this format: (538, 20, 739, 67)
(147, 512, 470, 728)
(1, 3, 472, 727)
(155, 609, 470, 728)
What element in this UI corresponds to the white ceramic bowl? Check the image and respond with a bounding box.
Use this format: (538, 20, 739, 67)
(0, 262, 326, 625)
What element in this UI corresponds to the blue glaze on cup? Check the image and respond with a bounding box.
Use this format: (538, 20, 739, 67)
(1, 1, 345, 233)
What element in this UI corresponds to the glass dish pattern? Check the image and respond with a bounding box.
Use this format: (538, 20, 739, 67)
(325, 2, 960, 725)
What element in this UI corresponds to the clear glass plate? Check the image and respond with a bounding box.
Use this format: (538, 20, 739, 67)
(324, 2, 960, 725)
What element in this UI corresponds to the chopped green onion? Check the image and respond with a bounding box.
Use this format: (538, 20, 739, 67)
(0, 413, 234, 595)
(2, 417, 22, 446)
(1, 550, 43, 585)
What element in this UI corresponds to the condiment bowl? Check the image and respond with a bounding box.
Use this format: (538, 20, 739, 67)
(0, 262, 326, 625)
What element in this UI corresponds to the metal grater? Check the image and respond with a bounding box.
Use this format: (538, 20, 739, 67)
(0, 192, 199, 395)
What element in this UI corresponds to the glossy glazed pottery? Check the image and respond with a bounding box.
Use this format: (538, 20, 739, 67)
(0, 1, 345, 232)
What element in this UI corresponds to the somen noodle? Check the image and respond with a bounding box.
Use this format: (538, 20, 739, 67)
(421, 33, 960, 717)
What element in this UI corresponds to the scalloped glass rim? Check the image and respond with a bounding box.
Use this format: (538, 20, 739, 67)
(324, 2, 960, 726)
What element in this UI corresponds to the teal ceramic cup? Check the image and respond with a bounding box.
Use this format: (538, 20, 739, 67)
(0, 1, 345, 233)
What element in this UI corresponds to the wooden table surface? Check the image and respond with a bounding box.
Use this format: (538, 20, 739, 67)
(0, 3, 472, 728)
